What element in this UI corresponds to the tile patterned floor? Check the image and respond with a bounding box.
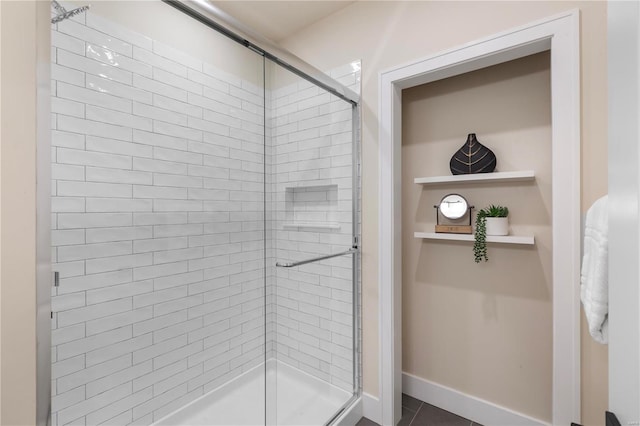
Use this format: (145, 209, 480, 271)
(355, 394, 484, 426)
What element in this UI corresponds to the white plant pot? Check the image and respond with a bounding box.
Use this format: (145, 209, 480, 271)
(485, 217, 509, 236)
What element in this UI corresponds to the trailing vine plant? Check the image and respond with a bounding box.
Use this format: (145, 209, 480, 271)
(474, 210, 488, 263)
(473, 205, 509, 263)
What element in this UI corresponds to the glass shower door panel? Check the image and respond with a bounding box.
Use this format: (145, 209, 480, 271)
(268, 61, 357, 425)
(49, 4, 267, 425)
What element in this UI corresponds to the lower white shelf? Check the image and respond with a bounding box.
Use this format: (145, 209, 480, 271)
(414, 232, 535, 245)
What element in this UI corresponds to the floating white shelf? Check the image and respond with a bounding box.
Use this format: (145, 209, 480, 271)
(414, 170, 535, 185)
(414, 232, 535, 245)
(283, 222, 341, 230)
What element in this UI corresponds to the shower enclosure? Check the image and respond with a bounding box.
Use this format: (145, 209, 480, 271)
(49, 1, 360, 425)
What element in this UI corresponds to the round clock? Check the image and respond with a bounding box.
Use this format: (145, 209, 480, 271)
(438, 193, 469, 220)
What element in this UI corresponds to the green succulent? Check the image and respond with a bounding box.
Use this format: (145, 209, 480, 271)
(473, 205, 509, 263)
(481, 205, 509, 218)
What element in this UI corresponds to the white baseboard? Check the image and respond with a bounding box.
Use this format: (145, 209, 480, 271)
(402, 372, 550, 426)
(362, 392, 382, 425)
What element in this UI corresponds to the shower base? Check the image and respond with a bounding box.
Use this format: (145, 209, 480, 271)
(154, 360, 352, 425)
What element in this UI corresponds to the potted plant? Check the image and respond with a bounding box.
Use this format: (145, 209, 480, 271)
(473, 204, 509, 263)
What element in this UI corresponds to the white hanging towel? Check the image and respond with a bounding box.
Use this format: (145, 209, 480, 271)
(581, 195, 609, 344)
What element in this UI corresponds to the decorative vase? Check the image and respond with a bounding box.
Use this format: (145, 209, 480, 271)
(449, 133, 497, 175)
(485, 217, 509, 236)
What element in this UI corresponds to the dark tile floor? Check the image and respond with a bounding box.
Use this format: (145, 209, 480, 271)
(356, 394, 483, 426)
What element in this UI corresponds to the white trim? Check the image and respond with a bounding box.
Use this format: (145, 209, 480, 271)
(378, 10, 581, 426)
(403, 372, 549, 426)
(362, 392, 382, 425)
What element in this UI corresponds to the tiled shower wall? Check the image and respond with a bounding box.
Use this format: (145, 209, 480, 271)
(269, 63, 361, 391)
(50, 11, 267, 426)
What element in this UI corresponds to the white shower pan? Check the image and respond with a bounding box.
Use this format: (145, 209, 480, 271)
(153, 360, 352, 426)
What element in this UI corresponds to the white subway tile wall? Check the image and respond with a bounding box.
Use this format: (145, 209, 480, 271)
(51, 5, 360, 425)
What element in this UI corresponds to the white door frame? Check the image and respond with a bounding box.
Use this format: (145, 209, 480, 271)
(378, 10, 581, 426)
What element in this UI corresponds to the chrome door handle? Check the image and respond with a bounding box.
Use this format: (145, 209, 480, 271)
(276, 247, 358, 268)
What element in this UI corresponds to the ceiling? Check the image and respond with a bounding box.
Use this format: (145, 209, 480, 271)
(210, 1, 357, 42)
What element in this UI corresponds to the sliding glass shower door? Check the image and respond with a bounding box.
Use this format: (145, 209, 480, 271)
(49, 2, 358, 425)
(50, 4, 269, 424)
(267, 61, 360, 425)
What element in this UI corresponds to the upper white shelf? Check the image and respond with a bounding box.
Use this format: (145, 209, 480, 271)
(414, 170, 535, 185)
(414, 232, 535, 245)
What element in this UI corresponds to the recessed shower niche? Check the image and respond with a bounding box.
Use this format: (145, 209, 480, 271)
(282, 184, 340, 230)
